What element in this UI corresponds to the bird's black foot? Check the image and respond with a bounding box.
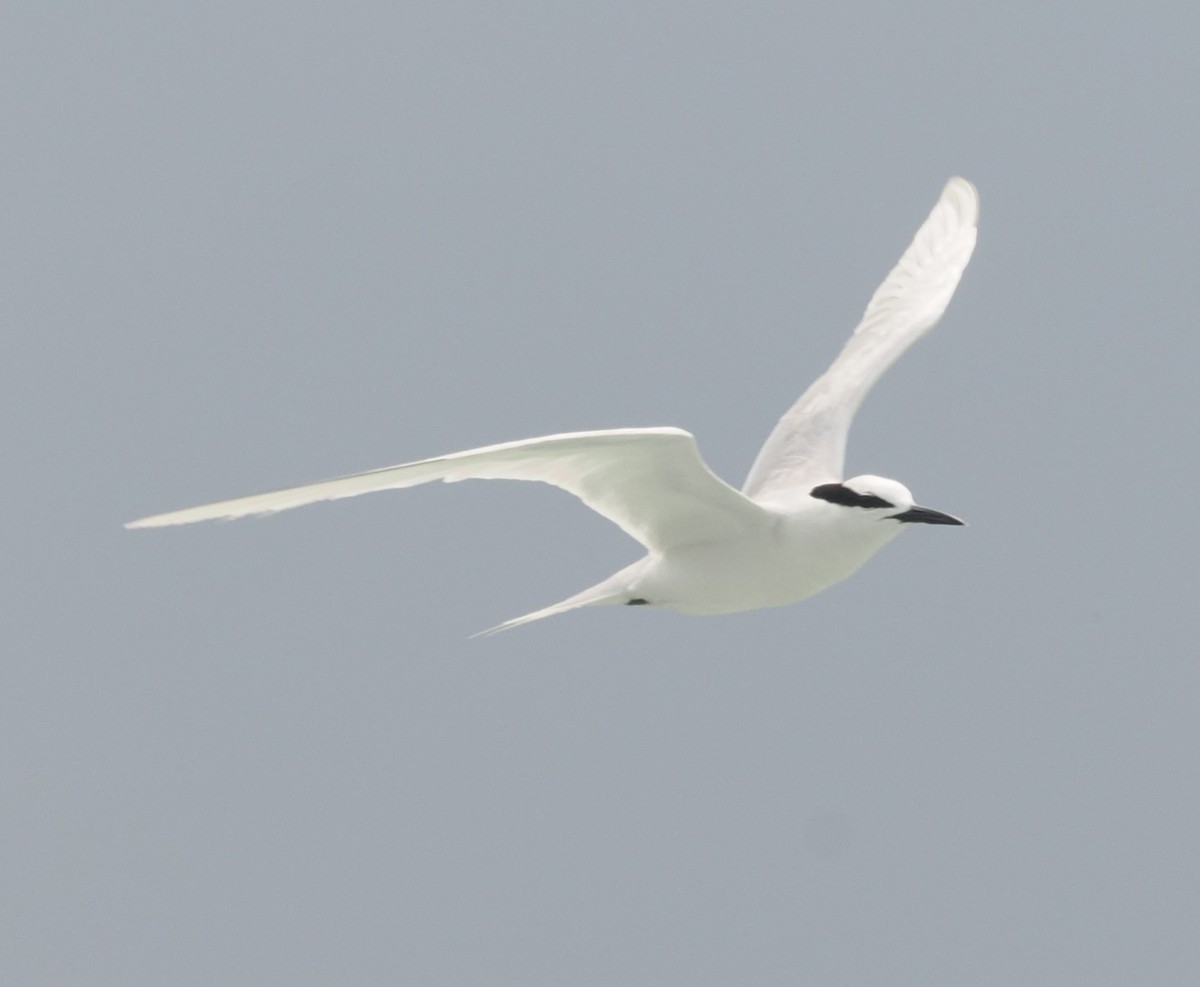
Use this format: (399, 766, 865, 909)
(626, 598, 649, 606)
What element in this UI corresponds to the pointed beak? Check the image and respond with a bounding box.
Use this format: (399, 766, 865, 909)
(889, 505, 965, 526)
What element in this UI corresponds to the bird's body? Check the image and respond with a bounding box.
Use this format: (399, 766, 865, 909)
(599, 498, 904, 616)
(129, 178, 980, 634)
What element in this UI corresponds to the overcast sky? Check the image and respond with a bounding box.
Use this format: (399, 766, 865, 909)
(5, 2, 1200, 984)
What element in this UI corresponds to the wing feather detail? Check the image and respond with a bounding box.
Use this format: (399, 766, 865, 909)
(127, 427, 766, 553)
(743, 177, 979, 503)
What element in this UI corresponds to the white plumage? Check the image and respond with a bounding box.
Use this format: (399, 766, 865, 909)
(128, 178, 979, 634)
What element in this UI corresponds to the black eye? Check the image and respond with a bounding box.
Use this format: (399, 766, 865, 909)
(810, 483, 893, 510)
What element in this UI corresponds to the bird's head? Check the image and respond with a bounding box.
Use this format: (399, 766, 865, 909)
(809, 475, 964, 527)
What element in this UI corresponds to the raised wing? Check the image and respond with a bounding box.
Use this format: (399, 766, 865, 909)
(126, 427, 766, 553)
(742, 177, 979, 504)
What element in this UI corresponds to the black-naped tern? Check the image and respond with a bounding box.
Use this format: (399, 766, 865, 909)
(128, 178, 979, 634)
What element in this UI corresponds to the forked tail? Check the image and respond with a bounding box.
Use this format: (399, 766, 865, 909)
(471, 563, 644, 637)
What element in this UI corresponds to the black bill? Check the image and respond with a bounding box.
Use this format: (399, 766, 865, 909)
(889, 505, 965, 526)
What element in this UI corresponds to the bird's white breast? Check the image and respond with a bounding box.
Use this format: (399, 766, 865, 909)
(629, 509, 904, 615)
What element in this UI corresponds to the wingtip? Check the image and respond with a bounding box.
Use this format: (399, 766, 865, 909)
(124, 511, 186, 530)
(941, 176, 980, 224)
(123, 508, 233, 529)
(124, 514, 164, 530)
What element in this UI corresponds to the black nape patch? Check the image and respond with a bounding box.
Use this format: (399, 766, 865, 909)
(626, 598, 649, 606)
(810, 483, 893, 510)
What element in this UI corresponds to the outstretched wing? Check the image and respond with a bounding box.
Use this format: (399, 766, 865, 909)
(742, 177, 979, 504)
(127, 427, 766, 553)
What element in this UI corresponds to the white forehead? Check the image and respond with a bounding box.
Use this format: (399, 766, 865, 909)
(843, 474, 914, 505)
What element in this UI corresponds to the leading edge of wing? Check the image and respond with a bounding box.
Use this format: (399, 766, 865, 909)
(126, 427, 765, 553)
(742, 177, 979, 502)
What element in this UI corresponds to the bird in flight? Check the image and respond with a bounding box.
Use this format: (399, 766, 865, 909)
(129, 178, 979, 635)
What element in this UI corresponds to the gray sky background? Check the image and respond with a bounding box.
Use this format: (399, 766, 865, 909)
(5, 3, 1199, 984)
